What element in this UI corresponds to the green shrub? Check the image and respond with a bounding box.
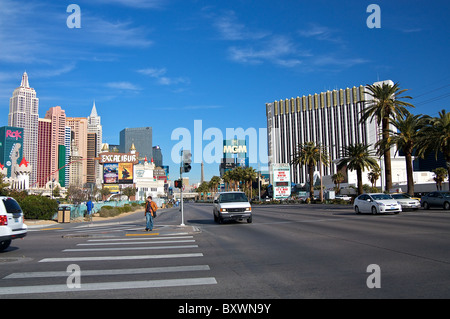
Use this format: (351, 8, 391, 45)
(98, 207, 121, 218)
(19, 195, 58, 220)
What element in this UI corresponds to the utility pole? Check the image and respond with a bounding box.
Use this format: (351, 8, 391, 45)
(180, 152, 184, 227)
(180, 150, 192, 227)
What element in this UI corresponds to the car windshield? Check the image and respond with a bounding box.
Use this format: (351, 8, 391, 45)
(392, 194, 409, 199)
(371, 194, 393, 200)
(220, 193, 248, 203)
(442, 192, 450, 198)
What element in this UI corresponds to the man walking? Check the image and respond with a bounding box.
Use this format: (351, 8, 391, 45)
(145, 196, 158, 231)
(86, 198, 94, 222)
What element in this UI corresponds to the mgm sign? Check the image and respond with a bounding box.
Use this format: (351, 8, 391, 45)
(220, 139, 248, 177)
(223, 140, 247, 155)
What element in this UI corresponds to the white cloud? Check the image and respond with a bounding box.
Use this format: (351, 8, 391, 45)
(298, 23, 341, 42)
(106, 82, 141, 91)
(138, 68, 167, 78)
(93, 0, 167, 9)
(84, 18, 154, 48)
(228, 36, 304, 67)
(213, 11, 267, 41)
(138, 67, 190, 86)
(34, 63, 77, 78)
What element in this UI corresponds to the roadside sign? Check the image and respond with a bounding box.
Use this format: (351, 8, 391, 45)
(272, 163, 291, 200)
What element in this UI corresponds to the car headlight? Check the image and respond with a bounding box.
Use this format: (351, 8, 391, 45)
(220, 208, 227, 212)
(377, 202, 385, 206)
(245, 207, 251, 212)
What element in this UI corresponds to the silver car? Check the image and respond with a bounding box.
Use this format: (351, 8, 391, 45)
(391, 193, 420, 211)
(421, 191, 450, 210)
(213, 192, 252, 224)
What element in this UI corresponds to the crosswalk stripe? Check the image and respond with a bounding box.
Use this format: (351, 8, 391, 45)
(0, 277, 217, 295)
(4, 265, 211, 279)
(2, 230, 217, 296)
(63, 245, 198, 252)
(87, 236, 193, 242)
(39, 253, 204, 263)
(78, 239, 195, 246)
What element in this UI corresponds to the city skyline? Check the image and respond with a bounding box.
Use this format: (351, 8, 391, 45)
(0, 0, 449, 183)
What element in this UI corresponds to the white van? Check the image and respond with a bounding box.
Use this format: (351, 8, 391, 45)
(0, 197, 27, 251)
(213, 192, 252, 224)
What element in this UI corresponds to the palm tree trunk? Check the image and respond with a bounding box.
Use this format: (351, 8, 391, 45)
(405, 153, 414, 196)
(308, 164, 314, 200)
(382, 118, 392, 192)
(357, 168, 363, 195)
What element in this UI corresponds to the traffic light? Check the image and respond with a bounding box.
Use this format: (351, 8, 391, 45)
(183, 162, 191, 173)
(182, 150, 192, 173)
(174, 179, 183, 189)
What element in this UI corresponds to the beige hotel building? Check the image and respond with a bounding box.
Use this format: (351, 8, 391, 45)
(265, 80, 407, 188)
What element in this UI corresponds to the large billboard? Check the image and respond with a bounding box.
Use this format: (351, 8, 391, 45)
(103, 163, 118, 184)
(119, 162, 133, 184)
(0, 126, 24, 178)
(272, 163, 291, 199)
(100, 152, 138, 185)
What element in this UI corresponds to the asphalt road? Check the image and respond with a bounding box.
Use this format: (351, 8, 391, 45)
(0, 203, 449, 299)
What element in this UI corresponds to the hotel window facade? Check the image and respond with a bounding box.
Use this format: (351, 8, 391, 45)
(266, 81, 392, 185)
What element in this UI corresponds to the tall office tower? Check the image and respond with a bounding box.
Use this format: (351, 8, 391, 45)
(67, 117, 88, 186)
(86, 132, 97, 185)
(64, 126, 71, 186)
(87, 102, 102, 185)
(152, 145, 163, 167)
(44, 106, 67, 182)
(37, 118, 52, 187)
(8, 72, 39, 186)
(119, 127, 152, 159)
(266, 81, 396, 185)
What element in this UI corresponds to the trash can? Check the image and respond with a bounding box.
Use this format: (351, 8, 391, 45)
(58, 206, 71, 223)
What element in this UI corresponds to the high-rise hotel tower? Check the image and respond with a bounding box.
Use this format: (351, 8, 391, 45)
(266, 80, 393, 185)
(8, 72, 39, 186)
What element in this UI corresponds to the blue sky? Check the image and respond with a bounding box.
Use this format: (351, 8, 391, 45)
(0, 0, 449, 184)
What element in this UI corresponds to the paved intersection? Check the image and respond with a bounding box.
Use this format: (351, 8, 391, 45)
(0, 222, 216, 298)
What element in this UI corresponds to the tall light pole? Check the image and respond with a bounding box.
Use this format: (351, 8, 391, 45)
(319, 144, 334, 202)
(180, 150, 192, 227)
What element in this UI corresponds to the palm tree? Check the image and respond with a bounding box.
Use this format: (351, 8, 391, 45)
(230, 166, 244, 191)
(222, 170, 231, 191)
(291, 142, 329, 201)
(241, 167, 257, 198)
(380, 112, 429, 196)
(367, 167, 381, 189)
(432, 167, 448, 191)
(360, 82, 414, 192)
(209, 176, 221, 194)
(422, 110, 450, 189)
(337, 143, 379, 195)
(331, 172, 345, 194)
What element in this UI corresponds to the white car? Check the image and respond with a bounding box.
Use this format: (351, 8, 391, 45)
(391, 193, 420, 210)
(0, 196, 28, 251)
(335, 195, 352, 201)
(354, 193, 402, 214)
(213, 192, 252, 224)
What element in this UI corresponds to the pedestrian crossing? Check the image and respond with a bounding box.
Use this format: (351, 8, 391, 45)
(0, 233, 217, 297)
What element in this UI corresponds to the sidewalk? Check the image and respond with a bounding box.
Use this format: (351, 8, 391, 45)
(24, 208, 146, 229)
(25, 208, 201, 236)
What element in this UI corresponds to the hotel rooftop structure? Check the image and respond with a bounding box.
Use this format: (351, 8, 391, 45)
(266, 80, 395, 186)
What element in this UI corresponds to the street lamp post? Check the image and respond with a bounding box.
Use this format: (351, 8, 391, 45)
(319, 144, 335, 203)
